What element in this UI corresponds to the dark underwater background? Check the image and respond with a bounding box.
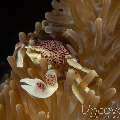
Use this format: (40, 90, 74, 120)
(0, 0, 52, 80)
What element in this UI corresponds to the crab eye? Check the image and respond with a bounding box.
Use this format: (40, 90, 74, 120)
(36, 82, 46, 91)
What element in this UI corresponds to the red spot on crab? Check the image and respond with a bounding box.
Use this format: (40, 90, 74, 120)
(36, 82, 46, 91)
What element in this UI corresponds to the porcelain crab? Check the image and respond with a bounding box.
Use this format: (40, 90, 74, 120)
(17, 39, 93, 98)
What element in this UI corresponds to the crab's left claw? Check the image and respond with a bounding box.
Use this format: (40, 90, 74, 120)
(20, 69, 58, 98)
(16, 47, 25, 68)
(67, 58, 94, 74)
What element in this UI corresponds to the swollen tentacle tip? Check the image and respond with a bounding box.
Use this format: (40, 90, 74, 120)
(19, 32, 26, 42)
(95, 17, 103, 25)
(103, 0, 111, 5)
(16, 104, 24, 112)
(35, 22, 42, 33)
(51, 0, 59, 9)
(38, 111, 46, 119)
(16, 104, 21, 110)
(41, 20, 48, 30)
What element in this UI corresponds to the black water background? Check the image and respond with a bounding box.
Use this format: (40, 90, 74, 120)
(0, 0, 52, 80)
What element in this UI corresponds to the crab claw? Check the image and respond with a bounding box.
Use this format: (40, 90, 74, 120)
(20, 69, 58, 98)
(67, 58, 91, 73)
(16, 49, 24, 67)
(16, 45, 25, 68)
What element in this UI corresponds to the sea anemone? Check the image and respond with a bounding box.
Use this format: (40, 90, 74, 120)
(0, 0, 120, 120)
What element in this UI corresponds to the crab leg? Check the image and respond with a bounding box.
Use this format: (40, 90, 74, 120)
(16, 48, 25, 67)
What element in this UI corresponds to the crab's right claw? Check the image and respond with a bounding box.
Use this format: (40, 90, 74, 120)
(67, 58, 94, 73)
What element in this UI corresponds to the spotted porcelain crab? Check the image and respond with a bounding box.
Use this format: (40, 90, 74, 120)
(17, 39, 93, 98)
